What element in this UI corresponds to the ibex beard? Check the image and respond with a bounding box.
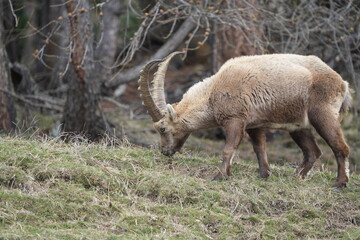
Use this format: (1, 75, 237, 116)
(139, 52, 351, 189)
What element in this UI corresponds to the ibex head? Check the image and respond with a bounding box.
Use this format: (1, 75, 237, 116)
(138, 52, 190, 156)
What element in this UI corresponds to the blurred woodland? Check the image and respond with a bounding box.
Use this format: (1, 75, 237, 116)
(0, 0, 359, 141)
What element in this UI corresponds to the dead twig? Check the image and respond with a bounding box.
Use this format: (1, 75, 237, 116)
(106, 17, 197, 87)
(0, 88, 63, 112)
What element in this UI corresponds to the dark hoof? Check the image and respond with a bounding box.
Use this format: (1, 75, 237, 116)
(295, 173, 306, 179)
(295, 167, 308, 179)
(259, 170, 271, 178)
(212, 172, 228, 182)
(331, 181, 348, 190)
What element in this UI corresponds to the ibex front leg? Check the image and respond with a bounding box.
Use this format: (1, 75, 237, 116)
(213, 119, 245, 181)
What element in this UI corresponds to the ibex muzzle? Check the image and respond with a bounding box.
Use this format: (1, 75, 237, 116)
(139, 52, 351, 189)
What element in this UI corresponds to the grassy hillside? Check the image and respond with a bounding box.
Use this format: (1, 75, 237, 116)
(0, 136, 359, 240)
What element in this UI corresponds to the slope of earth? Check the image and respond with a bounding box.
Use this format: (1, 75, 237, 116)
(0, 137, 359, 239)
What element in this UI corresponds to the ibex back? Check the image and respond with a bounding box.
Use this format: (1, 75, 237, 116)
(139, 52, 351, 189)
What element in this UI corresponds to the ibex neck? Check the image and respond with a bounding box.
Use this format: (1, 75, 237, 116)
(173, 103, 216, 132)
(174, 77, 217, 132)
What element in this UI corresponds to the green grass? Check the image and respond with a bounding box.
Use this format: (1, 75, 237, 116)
(0, 136, 359, 239)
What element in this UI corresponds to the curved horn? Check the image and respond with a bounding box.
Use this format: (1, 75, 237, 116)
(152, 51, 184, 111)
(138, 59, 164, 122)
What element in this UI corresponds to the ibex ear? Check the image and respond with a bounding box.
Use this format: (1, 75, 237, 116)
(167, 104, 178, 122)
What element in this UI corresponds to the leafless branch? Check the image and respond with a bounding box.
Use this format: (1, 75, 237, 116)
(0, 88, 63, 112)
(8, 0, 18, 27)
(105, 17, 197, 87)
(102, 97, 130, 110)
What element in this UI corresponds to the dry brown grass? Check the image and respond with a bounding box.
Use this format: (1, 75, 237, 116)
(0, 135, 359, 239)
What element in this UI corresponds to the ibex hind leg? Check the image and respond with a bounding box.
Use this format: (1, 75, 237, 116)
(247, 128, 271, 178)
(289, 129, 322, 178)
(309, 109, 350, 189)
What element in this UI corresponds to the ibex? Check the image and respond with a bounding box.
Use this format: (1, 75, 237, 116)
(138, 52, 351, 189)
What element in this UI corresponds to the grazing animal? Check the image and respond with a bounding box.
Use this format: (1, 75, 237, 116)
(138, 52, 351, 188)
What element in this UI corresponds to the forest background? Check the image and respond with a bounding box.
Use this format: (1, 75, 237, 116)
(0, 0, 359, 170)
(0, 1, 360, 238)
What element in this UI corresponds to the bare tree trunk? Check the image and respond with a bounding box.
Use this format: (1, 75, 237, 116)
(21, 0, 38, 66)
(0, 8, 15, 132)
(95, 0, 122, 85)
(48, 0, 70, 91)
(62, 0, 110, 140)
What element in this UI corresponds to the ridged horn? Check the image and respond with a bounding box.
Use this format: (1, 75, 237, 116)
(138, 59, 164, 122)
(152, 51, 184, 111)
